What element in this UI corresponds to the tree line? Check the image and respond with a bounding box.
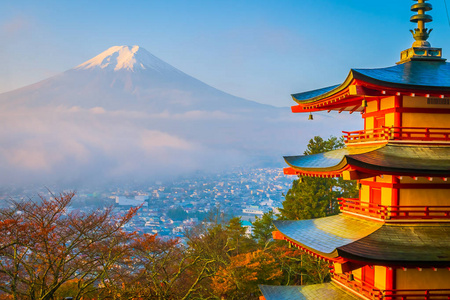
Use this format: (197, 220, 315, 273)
(0, 136, 357, 300)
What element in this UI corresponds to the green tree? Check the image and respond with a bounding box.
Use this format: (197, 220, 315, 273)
(279, 136, 358, 220)
(304, 135, 344, 155)
(181, 217, 256, 299)
(251, 211, 275, 248)
(167, 206, 188, 221)
(225, 217, 256, 256)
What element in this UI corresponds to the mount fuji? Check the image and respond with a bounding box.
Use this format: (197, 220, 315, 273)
(0, 45, 352, 187)
(1, 45, 271, 113)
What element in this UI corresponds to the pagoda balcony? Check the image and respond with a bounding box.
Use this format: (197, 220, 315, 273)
(382, 289, 450, 300)
(333, 272, 450, 299)
(332, 272, 383, 299)
(338, 198, 450, 220)
(343, 127, 450, 144)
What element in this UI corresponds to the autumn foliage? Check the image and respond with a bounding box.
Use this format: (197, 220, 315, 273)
(0, 191, 331, 300)
(0, 192, 137, 300)
(213, 250, 283, 298)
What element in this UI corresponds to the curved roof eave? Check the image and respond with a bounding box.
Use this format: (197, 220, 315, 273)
(291, 71, 355, 104)
(337, 224, 450, 266)
(284, 156, 349, 173)
(283, 145, 383, 174)
(284, 144, 450, 177)
(273, 215, 383, 259)
(275, 216, 450, 266)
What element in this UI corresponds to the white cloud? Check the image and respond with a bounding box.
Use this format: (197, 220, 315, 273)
(141, 130, 194, 151)
(89, 107, 106, 114)
(0, 102, 358, 188)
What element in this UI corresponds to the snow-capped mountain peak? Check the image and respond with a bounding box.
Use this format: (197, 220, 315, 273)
(75, 45, 176, 72)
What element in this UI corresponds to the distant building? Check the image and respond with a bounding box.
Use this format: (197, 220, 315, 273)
(242, 220, 253, 237)
(115, 195, 148, 207)
(242, 206, 264, 215)
(241, 205, 266, 222)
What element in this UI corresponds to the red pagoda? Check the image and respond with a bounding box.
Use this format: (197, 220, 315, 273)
(260, 1, 450, 299)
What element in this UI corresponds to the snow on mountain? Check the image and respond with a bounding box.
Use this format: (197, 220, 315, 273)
(75, 45, 180, 73)
(0, 45, 271, 113)
(0, 46, 358, 187)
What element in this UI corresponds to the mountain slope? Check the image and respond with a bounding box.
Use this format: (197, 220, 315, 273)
(0, 45, 273, 113)
(0, 45, 356, 187)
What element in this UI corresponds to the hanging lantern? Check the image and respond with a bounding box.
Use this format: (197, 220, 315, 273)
(362, 97, 368, 108)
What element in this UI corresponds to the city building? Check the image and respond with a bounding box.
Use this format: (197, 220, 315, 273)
(115, 195, 149, 207)
(261, 1, 450, 299)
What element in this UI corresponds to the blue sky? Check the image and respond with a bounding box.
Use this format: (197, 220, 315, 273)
(1, 0, 450, 107)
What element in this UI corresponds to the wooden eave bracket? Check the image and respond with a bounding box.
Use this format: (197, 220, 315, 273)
(352, 80, 450, 98)
(348, 84, 383, 97)
(283, 167, 299, 175)
(291, 80, 450, 114)
(333, 260, 365, 274)
(290, 79, 376, 114)
(291, 86, 358, 113)
(272, 230, 285, 240)
(283, 167, 343, 178)
(342, 169, 374, 180)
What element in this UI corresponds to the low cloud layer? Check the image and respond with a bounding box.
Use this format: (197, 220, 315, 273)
(0, 103, 359, 189)
(0, 48, 361, 189)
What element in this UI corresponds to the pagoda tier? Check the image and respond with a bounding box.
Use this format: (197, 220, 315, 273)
(259, 283, 360, 300)
(272, 215, 450, 268)
(284, 144, 450, 179)
(291, 61, 450, 114)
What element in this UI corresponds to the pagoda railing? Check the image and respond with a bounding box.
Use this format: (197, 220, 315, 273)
(332, 272, 383, 299)
(382, 289, 450, 300)
(343, 127, 388, 143)
(338, 198, 450, 220)
(343, 127, 450, 143)
(333, 272, 450, 299)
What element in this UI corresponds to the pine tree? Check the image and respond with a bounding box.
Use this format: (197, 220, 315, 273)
(251, 211, 275, 248)
(279, 136, 358, 220)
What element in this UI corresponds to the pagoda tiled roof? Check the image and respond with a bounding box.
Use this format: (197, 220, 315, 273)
(292, 61, 450, 104)
(292, 85, 339, 102)
(259, 283, 360, 300)
(339, 224, 450, 265)
(284, 146, 382, 172)
(353, 61, 450, 91)
(284, 144, 450, 177)
(273, 214, 382, 258)
(274, 214, 450, 266)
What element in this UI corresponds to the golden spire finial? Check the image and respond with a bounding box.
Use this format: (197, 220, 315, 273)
(397, 0, 445, 64)
(410, 0, 433, 47)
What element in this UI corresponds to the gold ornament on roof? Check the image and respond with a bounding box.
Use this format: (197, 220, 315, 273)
(398, 0, 445, 64)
